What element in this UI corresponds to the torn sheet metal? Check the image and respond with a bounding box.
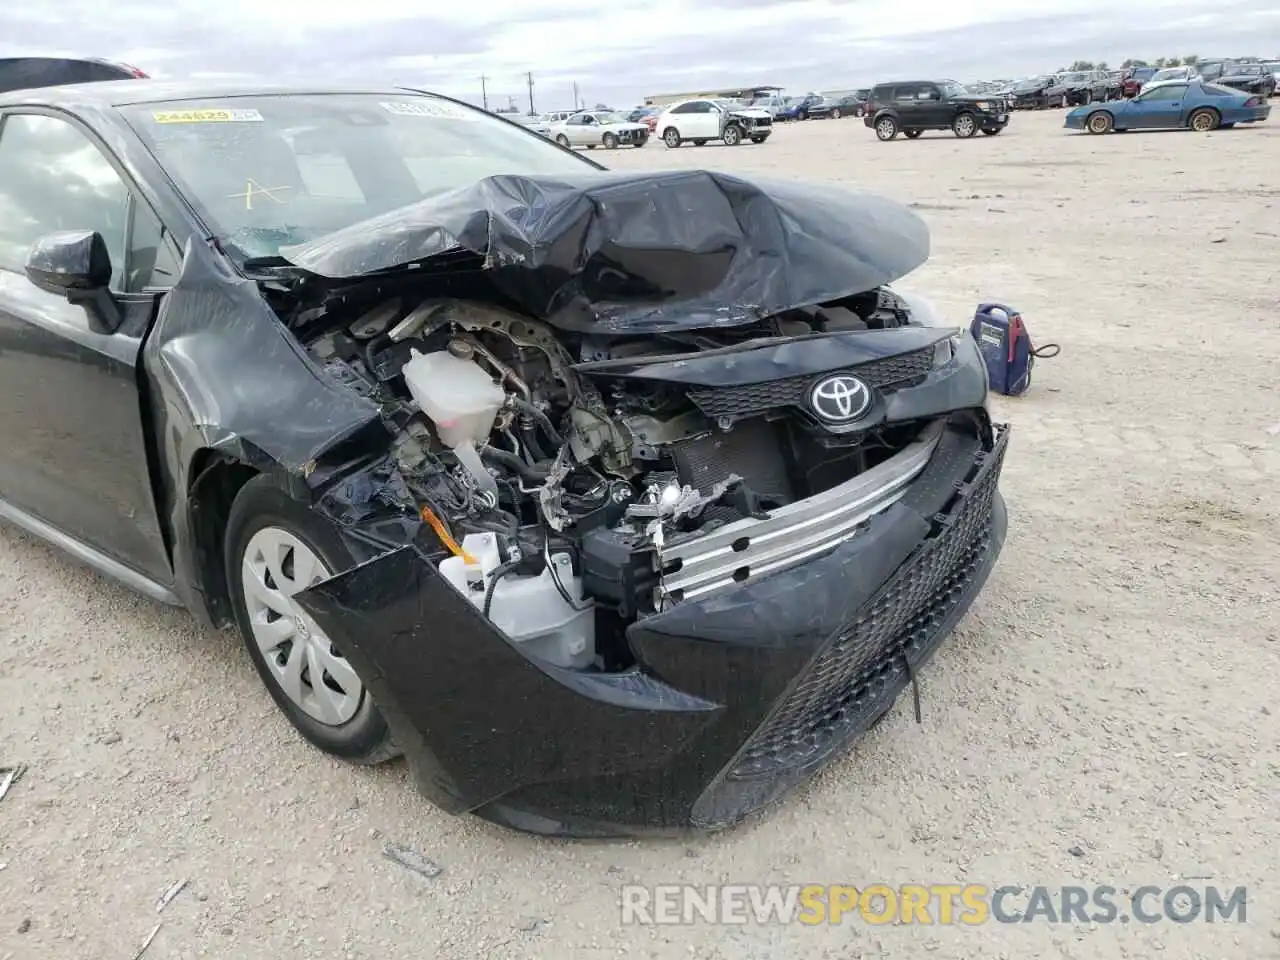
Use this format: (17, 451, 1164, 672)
(281, 170, 930, 333)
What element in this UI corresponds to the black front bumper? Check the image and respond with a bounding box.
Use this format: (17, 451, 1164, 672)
(297, 418, 1009, 837)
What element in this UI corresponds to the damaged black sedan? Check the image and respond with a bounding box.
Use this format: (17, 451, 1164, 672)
(0, 82, 1009, 836)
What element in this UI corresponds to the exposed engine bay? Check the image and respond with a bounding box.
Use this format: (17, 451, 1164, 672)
(293, 283, 960, 673)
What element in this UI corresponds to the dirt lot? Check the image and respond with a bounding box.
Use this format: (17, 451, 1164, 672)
(2, 107, 1279, 960)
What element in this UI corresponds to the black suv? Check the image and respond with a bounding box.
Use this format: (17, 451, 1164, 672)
(864, 79, 1009, 140)
(0, 57, 147, 94)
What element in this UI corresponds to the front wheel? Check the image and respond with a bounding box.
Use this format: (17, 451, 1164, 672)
(663, 127, 681, 148)
(602, 132, 618, 149)
(722, 124, 743, 145)
(1188, 108, 1219, 132)
(555, 134, 570, 148)
(831, 108, 842, 119)
(1086, 110, 1114, 134)
(952, 113, 978, 138)
(226, 476, 397, 764)
(903, 128, 923, 139)
(874, 115, 899, 140)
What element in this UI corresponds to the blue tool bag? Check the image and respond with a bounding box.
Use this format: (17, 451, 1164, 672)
(970, 303, 1060, 396)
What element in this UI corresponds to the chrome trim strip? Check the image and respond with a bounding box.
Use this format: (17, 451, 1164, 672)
(658, 420, 944, 603)
(0, 497, 180, 606)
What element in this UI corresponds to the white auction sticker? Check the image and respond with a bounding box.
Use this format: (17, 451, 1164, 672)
(379, 100, 477, 121)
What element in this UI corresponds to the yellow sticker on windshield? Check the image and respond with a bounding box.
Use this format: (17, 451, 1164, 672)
(152, 108, 264, 124)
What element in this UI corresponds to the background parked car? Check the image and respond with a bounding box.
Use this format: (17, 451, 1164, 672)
(1066, 79, 1271, 134)
(1123, 67, 1159, 97)
(655, 98, 773, 146)
(1266, 61, 1280, 94)
(1009, 76, 1056, 109)
(1148, 66, 1198, 84)
(512, 114, 552, 137)
(807, 93, 866, 118)
(777, 94, 824, 121)
(0, 56, 147, 93)
(1216, 62, 1277, 98)
(548, 110, 649, 149)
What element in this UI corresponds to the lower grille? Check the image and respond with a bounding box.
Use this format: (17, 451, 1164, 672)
(730, 427, 1007, 779)
(688, 348, 932, 421)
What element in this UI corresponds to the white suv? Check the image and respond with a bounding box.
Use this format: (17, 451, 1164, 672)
(654, 99, 773, 148)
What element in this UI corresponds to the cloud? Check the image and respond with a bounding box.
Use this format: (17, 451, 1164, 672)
(2, 0, 1275, 109)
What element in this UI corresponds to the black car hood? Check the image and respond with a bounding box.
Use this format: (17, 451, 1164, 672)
(280, 170, 929, 334)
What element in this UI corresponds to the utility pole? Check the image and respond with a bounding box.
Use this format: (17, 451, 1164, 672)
(526, 71, 535, 115)
(571, 80, 579, 110)
(480, 75, 488, 110)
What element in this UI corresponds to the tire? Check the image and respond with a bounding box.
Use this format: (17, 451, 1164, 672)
(1188, 108, 1219, 132)
(952, 112, 978, 138)
(555, 134, 570, 148)
(663, 127, 681, 148)
(226, 476, 397, 764)
(722, 124, 743, 146)
(1086, 111, 1114, 134)
(874, 115, 899, 140)
(981, 127, 1003, 136)
(1084, 90, 1093, 105)
(602, 132, 618, 149)
(1061, 94, 1070, 107)
(831, 108, 842, 119)
(903, 129, 923, 139)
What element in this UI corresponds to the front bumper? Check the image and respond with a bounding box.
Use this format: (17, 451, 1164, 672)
(297, 412, 1010, 837)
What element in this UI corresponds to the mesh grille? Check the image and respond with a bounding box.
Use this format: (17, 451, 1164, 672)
(731, 433, 1006, 779)
(688, 349, 932, 421)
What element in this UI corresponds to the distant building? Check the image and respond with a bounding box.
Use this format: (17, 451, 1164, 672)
(643, 85, 782, 106)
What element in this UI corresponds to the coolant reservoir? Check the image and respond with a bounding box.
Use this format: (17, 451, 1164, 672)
(402, 349, 505, 448)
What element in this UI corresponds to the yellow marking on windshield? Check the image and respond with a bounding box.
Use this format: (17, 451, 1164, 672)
(226, 179, 292, 211)
(152, 108, 264, 124)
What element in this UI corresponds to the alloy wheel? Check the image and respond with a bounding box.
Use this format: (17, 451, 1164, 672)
(241, 526, 362, 726)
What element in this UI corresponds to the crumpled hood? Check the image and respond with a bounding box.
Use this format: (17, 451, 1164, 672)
(281, 169, 929, 334)
(729, 108, 772, 119)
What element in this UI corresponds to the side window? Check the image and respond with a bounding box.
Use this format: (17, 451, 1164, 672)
(0, 113, 129, 283)
(918, 85, 941, 100)
(0, 113, 178, 294)
(670, 102, 694, 114)
(894, 84, 921, 101)
(1144, 85, 1186, 101)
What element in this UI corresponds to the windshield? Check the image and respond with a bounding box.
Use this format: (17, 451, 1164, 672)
(1064, 72, 1089, 82)
(591, 112, 630, 124)
(123, 93, 594, 261)
(1151, 69, 1183, 81)
(1013, 78, 1047, 91)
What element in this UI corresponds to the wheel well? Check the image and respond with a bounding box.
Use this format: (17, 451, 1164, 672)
(662, 125, 679, 137)
(1088, 109, 1114, 124)
(1189, 106, 1220, 123)
(188, 453, 259, 628)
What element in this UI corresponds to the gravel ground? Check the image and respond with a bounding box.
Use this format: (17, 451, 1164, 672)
(2, 107, 1279, 960)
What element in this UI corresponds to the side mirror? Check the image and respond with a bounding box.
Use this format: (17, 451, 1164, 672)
(24, 230, 122, 334)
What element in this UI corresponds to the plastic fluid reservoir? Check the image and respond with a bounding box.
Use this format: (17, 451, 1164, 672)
(438, 535, 596, 670)
(402, 349, 505, 449)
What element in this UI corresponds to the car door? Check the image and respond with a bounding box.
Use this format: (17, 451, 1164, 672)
(0, 110, 181, 583)
(683, 101, 719, 139)
(562, 113, 587, 145)
(915, 84, 950, 127)
(1127, 83, 1189, 128)
(891, 84, 924, 126)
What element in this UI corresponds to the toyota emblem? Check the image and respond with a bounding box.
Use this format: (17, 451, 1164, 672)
(809, 374, 871, 423)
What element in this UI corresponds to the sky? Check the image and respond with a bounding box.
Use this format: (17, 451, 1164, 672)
(5, 0, 1278, 110)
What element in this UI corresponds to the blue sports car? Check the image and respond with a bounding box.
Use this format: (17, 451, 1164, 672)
(1064, 80, 1271, 133)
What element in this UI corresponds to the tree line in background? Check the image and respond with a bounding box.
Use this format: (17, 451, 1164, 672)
(1057, 55, 1200, 72)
